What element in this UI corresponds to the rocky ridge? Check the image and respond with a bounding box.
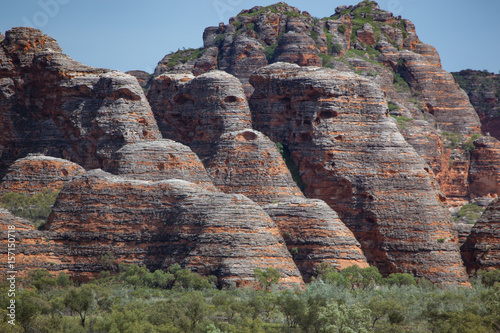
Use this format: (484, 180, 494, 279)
(461, 198, 500, 273)
(249, 62, 469, 284)
(1, 0, 499, 285)
(0, 27, 161, 179)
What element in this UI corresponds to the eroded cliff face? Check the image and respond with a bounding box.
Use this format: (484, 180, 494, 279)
(461, 198, 500, 273)
(205, 129, 368, 279)
(453, 70, 500, 140)
(147, 71, 252, 160)
(0, 27, 161, 178)
(43, 169, 304, 288)
(148, 73, 368, 280)
(249, 63, 468, 284)
(150, 1, 496, 207)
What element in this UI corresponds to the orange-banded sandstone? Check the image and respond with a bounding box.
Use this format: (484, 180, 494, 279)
(0, 154, 85, 195)
(147, 71, 252, 161)
(105, 139, 217, 191)
(249, 62, 469, 284)
(0, 27, 161, 178)
(461, 198, 500, 273)
(44, 169, 304, 288)
(205, 129, 368, 279)
(469, 136, 500, 198)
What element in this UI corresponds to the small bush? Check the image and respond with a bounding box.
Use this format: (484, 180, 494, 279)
(332, 43, 343, 54)
(441, 131, 463, 149)
(233, 21, 242, 29)
(393, 72, 410, 92)
(462, 133, 482, 153)
(388, 101, 399, 111)
(337, 24, 347, 34)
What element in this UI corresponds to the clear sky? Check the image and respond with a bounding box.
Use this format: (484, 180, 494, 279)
(1, 0, 498, 74)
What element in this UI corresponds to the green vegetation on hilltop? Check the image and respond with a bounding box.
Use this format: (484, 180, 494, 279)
(166, 48, 205, 68)
(2, 265, 499, 332)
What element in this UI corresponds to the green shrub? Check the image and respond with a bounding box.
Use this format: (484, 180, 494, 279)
(455, 203, 485, 224)
(310, 30, 319, 40)
(477, 269, 500, 287)
(265, 42, 279, 63)
(388, 101, 399, 111)
(441, 131, 463, 149)
(337, 24, 347, 34)
(233, 21, 242, 29)
(275, 142, 306, 192)
(462, 133, 482, 153)
(391, 115, 413, 130)
(393, 72, 410, 92)
(0, 188, 60, 229)
(254, 267, 281, 290)
(244, 22, 255, 31)
(332, 42, 343, 54)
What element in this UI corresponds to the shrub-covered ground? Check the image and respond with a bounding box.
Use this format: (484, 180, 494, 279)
(1, 264, 499, 333)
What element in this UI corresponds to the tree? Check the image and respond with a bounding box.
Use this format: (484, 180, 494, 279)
(254, 267, 281, 291)
(64, 285, 95, 327)
(318, 302, 372, 333)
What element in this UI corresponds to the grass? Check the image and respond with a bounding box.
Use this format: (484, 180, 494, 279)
(441, 131, 464, 149)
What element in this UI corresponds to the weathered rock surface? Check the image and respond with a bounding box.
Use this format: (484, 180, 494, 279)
(274, 32, 321, 67)
(0, 27, 162, 178)
(0, 154, 85, 195)
(453, 69, 500, 140)
(125, 70, 152, 90)
(398, 50, 481, 135)
(250, 63, 469, 284)
(42, 169, 304, 288)
(206, 129, 303, 202)
(147, 71, 252, 160)
(205, 129, 368, 279)
(461, 198, 500, 273)
(469, 136, 500, 198)
(105, 140, 217, 191)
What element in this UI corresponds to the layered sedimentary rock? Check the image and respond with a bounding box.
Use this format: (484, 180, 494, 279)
(0, 154, 85, 195)
(469, 136, 500, 198)
(0, 208, 65, 274)
(250, 63, 469, 284)
(205, 129, 368, 278)
(453, 69, 500, 140)
(125, 70, 152, 90)
(0, 27, 161, 178)
(147, 71, 252, 160)
(461, 198, 500, 272)
(398, 50, 481, 135)
(43, 169, 304, 288)
(105, 140, 216, 191)
(274, 32, 321, 67)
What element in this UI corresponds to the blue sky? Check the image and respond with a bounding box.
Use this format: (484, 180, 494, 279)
(1, 0, 498, 74)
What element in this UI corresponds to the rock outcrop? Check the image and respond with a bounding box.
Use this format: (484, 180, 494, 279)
(0, 27, 161, 178)
(43, 169, 304, 288)
(453, 69, 500, 140)
(398, 50, 481, 135)
(205, 129, 368, 279)
(469, 136, 500, 198)
(249, 63, 469, 284)
(461, 198, 500, 273)
(105, 140, 217, 191)
(0, 154, 85, 195)
(0, 208, 66, 274)
(125, 70, 152, 90)
(147, 71, 252, 160)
